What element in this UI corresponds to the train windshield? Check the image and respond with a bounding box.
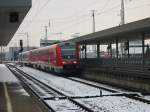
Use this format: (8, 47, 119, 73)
(61, 45, 76, 59)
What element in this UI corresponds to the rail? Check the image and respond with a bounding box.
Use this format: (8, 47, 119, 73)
(6, 64, 94, 112)
(65, 77, 150, 104)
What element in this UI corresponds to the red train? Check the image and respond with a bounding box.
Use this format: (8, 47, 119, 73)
(19, 42, 80, 74)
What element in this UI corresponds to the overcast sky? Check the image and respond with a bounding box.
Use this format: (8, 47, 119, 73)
(8, 0, 150, 47)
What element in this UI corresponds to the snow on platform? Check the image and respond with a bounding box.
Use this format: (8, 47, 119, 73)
(0, 64, 18, 82)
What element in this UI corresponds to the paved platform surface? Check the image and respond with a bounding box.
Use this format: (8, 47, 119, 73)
(0, 64, 43, 112)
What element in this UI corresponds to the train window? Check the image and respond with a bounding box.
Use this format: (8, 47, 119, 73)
(65, 43, 70, 45)
(62, 50, 75, 55)
(61, 45, 75, 49)
(61, 45, 76, 59)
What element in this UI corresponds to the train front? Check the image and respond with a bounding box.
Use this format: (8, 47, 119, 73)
(59, 42, 80, 74)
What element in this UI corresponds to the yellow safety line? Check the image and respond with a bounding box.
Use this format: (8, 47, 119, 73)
(3, 82, 13, 112)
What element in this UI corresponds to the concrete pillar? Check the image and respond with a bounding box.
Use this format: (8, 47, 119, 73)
(85, 44, 87, 59)
(127, 40, 130, 58)
(80, 44, 84, 59)
(81, 44, 83, 59)
(142, 33, 145, 65)
(116, 39, 119, 59)
(107, 43, 112, 57)
(110, 43, 112, 58)
(97, 43, 100, 58)
(1, 46, 2, 64)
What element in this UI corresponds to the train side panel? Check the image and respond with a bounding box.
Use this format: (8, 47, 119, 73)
(19, 42, 80, 74)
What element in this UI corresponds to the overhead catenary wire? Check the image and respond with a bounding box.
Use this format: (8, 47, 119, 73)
(53, 2, 150, 36)
(27, 0, 112, 34)
(48, 9, 119, 35)
(24, 0, 101, 31)
(24, 0, 52, 31)
(52, 4, 121, 33)
(49, 17, 91, 34)
(49, 0, 107, 21)
(21, 0, 150, 41)
(25, 0, 150, 30)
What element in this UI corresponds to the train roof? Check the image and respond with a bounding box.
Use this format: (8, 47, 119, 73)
(20, 42, 75, 54)
(58, 42, 75, 46)
(21, 44, 58, 53)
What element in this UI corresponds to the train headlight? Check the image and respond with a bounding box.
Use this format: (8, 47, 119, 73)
(62, 61, 66, 64)
(73, 61, 77, 64)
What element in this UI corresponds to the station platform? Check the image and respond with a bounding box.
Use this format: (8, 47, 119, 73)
(0, 64, 43, 112)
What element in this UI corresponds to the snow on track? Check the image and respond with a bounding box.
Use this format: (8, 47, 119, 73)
(45, 99, 84, 112)
(19, 66, 111, 96)
(76, 96, 150, 112)
(69, 77, 132, 93)
(18, 66, 150, 112)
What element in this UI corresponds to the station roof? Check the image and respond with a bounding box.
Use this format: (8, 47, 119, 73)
(0, 0, 31, 46)
(68, 18, 150, 44)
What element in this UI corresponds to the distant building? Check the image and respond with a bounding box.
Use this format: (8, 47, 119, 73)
(5, 46, 37, 61)
(40, 39, 63, 47)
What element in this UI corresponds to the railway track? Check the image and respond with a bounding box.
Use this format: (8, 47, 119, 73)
(37, 67, 150, 105)
(6, 64, 150, 112)
(66, 77, 150, 104)
(19, 65, 150, 104)
(7, 64, 94, 112)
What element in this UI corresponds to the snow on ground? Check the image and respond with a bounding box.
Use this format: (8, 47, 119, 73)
(19, 66, 111, 96)
(76, 96, 150, 112)
(0, 64, 18, 82)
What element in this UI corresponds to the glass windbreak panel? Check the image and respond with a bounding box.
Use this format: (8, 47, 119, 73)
(86, 45, 97, 58)
(61, 45, 76, 59)
(100, 45, 109, 58)
(129, 40, 142, 58)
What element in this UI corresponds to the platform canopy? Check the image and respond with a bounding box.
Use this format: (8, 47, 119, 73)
(0, 0, 31, 46)
(68, 18, 150, 44)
